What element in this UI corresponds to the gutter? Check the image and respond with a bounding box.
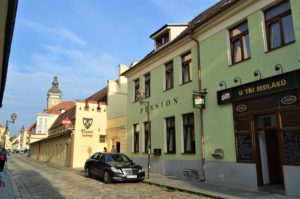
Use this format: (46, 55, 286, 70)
(189, 27, 206, 182)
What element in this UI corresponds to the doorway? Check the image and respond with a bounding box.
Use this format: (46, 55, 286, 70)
(116, 142, 120, 153)
(255, 114, 283, 186)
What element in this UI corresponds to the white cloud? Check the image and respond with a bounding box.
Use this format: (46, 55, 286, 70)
(20, 19, 86, 47)
(52, 26, 86, 47)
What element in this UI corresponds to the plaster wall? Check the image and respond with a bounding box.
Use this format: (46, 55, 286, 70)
(72, 102, 107, 168)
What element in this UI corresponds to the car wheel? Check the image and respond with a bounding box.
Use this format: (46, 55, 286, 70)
(103, 171, 111, 184)
(85, 167, 91, 178)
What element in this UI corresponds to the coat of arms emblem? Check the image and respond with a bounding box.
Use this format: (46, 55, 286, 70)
(83, 118, 93, 129)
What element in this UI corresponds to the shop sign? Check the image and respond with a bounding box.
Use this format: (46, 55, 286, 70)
(217, 69, 300, 105)
(193, 94, 204, 109)
(217, 89, 232, 105)
(62, 117, 72, 126)
(280, 95, 297, 105)
(233, 78, 288, 99)
(140, 98, 178, 114)
(235, 104, 247, 113)
(82, 118, 93, 137)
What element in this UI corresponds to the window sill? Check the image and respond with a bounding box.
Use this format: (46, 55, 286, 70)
(164, 152, 176, 154)
(180, 80, 192, 86)
(229, 57, 251, 67)
(181, 152, 196, 155)
(265, 40, 295, 54)
(132, 152, 139, 154)
(163, 88, 174, 92)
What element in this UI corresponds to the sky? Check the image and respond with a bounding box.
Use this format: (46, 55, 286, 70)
(0, 0, 219, 136)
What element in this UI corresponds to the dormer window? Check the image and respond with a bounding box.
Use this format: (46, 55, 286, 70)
(150, 24, 188, 50)
(155, 31, 170, 49)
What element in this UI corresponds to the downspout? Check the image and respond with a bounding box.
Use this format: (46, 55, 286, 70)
(189, 29, 206, 182)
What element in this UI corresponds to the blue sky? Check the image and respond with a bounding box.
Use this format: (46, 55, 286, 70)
(0, 0, 219, 136)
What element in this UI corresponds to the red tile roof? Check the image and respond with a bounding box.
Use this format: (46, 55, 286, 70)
(48, 87, 107, 131)
(85, 87, 107, 103)
(44, 101, 75, 114)
(49, 106, 76, 130)
(27, 123, 36, 131)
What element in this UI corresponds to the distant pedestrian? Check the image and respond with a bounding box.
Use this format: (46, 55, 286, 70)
(111, 145, 116, 153)
(103, 147, 107, 152)
(0, 147, 7, 186)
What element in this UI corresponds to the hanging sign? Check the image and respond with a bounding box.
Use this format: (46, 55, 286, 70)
(62, 117, 72, 126)
(193, 94, 204, 109)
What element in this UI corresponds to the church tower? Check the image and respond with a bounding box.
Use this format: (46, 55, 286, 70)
(47, 76, 62, 109)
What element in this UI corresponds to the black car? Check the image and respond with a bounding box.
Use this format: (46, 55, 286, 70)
(84, 152, 145, 183)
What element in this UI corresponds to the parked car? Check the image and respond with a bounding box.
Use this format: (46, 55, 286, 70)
(19, 150, 25, 155)
(84, 152, 145, 184)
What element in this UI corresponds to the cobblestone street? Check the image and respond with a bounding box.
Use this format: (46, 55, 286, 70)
(7, 154, 207, 199)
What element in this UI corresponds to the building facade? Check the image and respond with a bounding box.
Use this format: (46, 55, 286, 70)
(123, 24, 203, 180)
(29, 87, 108, 168)
(30, 77, 74, 143)
(106, 64, 128, 153)
(198, 0, 300, 196)
(20, 126, 30, 150)
(124, 0, 300, 197)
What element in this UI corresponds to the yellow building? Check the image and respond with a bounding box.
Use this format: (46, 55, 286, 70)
(106, 64, 128, 153)
(29, 87, 108, 168)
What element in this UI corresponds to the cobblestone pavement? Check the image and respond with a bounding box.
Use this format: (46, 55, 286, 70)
(7, 154, 209, 199)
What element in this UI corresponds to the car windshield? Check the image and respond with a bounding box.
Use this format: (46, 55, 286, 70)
(105, 154, 131, 163)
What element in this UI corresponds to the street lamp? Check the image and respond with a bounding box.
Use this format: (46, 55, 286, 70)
(3, 113, 17, 149)
(137, 89, 151, 179)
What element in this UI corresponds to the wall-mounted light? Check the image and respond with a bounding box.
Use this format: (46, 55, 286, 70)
(211, 148, 224, 159)
(254, 70, 262, 79)
(275, 64, 283, 74)
(219, 81, 227, 89)
(234, 76, 242, 85)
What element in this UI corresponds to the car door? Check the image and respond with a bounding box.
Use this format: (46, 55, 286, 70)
(89, 153, 100, 175)
(99, 154, 108, 178)
(94, 153, 105, 177)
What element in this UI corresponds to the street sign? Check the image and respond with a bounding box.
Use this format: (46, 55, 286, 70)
(62, 117, 72, 126)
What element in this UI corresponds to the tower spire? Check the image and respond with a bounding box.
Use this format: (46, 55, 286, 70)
(47, 76, 62, 109)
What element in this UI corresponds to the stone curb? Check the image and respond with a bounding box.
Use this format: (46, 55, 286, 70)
(5, 168, 22, 198)
(142, 180, 225, 199)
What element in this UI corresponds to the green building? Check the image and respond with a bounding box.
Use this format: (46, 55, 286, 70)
(123, 0, 300, 196)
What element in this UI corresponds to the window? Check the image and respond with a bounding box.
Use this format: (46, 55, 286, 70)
(144, 73, 151, 98)
(183, 113, 195, 153)
(265, 0, 295, 50)
(155, 32, 170, 48)
(166, 117, 176, 153)
(144, 122, 150, 152)
(182, 52, 192, 84)
(230, 21, 251, 64)
(133, 124, 140, 152)
(134, 79, 139, 102)
(165, 61, 174, 90)
(99, 135, 106, 143)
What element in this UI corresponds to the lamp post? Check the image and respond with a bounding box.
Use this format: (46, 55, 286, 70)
(137, 89, 151, 179)
(3, 113, 17, 149)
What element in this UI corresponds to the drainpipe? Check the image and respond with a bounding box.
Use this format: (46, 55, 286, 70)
(189, 30, 206, 182)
